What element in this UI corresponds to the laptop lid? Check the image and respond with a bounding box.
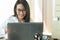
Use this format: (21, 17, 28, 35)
(8, 23, 43, 40)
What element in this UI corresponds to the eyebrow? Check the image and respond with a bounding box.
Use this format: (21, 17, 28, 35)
(17, 9, 25, 11)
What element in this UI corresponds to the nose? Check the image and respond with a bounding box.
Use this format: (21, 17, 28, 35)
(19, 11, 24, 14)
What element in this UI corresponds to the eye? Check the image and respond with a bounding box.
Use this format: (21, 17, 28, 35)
(18, 9, 21, 11)
(17, 9, 26, 12)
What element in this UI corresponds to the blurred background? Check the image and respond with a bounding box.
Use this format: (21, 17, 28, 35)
(0, 0, 60, 40)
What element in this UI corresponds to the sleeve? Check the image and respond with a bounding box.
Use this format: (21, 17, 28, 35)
(0, 19, 8, 31)
(1, 16, 14, 30)
(0, 19, 8, 36)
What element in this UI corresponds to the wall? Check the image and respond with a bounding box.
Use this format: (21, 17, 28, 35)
(27, 0, 42, 22)
(43, 0, 52, 35)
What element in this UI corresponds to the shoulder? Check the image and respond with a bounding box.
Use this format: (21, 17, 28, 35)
(8, 15, 18, 23)
(30, 18, 34, 22)
(0, 16, 18, 29)
(8, 15, 16, 20)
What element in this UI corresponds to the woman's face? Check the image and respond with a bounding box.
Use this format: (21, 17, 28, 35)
(16, 4, 26, 20)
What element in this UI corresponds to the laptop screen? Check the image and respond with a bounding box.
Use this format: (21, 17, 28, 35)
(8, 23, 43, 40)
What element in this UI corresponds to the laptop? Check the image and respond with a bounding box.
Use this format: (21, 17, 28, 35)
(7, 23, 43, 40)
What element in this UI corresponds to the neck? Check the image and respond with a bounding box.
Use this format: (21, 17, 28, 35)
(18, 19, 24, 23)
(17, 16, 24, 23)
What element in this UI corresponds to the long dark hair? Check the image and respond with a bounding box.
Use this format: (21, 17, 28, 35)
(14, 0, 30, 22)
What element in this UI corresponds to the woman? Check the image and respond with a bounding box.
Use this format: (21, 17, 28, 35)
(9, 0, 30, 23)
(0, 0, 30, 39)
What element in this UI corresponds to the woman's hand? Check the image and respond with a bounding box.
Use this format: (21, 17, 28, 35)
(5, 28, 8, 34)
(5, 28, 11, 34)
